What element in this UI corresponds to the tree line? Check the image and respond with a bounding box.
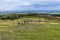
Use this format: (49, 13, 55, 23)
(0, 13, 60, 20)
(0, 13, 40, 20)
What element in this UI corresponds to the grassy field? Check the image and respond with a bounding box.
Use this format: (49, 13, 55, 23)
(0, 17, 60, 40)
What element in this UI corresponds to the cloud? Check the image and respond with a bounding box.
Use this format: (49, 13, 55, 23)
(0, 0, 60, 11)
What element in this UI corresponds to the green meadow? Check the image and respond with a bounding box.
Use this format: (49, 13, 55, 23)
(0, 17, 60, 40)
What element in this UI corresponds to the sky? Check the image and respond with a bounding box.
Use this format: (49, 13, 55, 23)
(0, 0, 60, 11)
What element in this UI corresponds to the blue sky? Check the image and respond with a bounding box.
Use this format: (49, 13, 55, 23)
(0, 0, 60, 11)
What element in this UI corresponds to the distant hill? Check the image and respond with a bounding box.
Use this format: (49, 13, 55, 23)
(0, 10, 60, 15)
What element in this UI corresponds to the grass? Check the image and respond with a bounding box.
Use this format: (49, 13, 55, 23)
(0, 18, 60, 40)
